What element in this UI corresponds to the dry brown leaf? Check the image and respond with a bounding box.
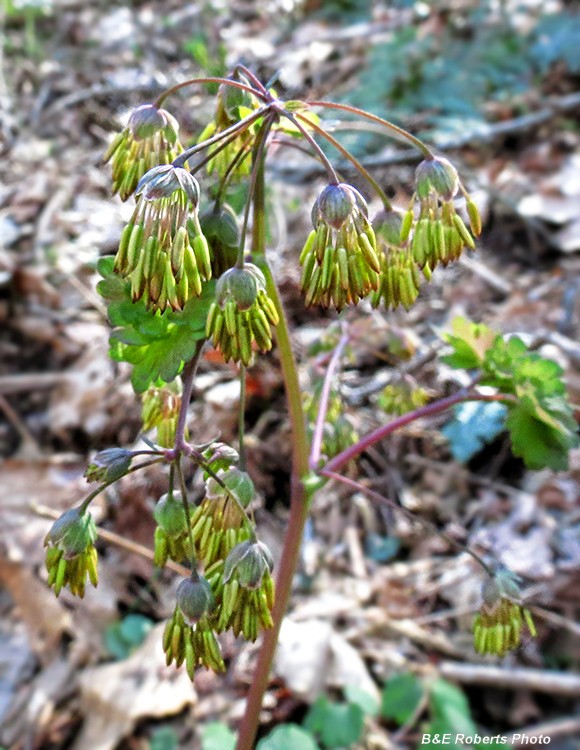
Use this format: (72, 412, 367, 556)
(73, 624, 196, 750)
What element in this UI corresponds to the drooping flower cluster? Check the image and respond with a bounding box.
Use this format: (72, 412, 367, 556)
(104, 104, 182, 201)
(473, 570, 536, 656)
(153, 490, 192, 568)
(163, 574, 226, 675)
(142, 379, 184, 448)
(44, 508, 98, 597)
(190, 468, 256, 568)
(150, 455, 276, 673)
(206, 264, 279, 365)
(114, 165, 211, 312)
(405, 156, 481, 272)
(300, 183, 381, 310)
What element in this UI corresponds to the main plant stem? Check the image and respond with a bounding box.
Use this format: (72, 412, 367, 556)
(235, 143, 310, 750)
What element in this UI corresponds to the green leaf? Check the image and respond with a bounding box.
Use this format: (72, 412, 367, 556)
(506, 405, 578, 471)
(428, 678, 477, 736)
(149, 727, 178, 750)
(104, 614, 154, 660)
(481, 335, 528, 392)
(442, 317, 498, 370)
(482, 336, 579, 470)
(98, 258, 214, 393)
(381, 673, 424, 725)
(201, 722, 236, 750)
(442, 401, 507, 462)
(304, 696, 365, 749)
(257, 725, 320, 750)
(344, 685, 380, 718)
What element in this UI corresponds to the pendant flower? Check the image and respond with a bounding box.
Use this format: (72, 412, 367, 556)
(300, 183, 380, 310)
(104, 104, 182, 201)
(114, 165, 212, 312)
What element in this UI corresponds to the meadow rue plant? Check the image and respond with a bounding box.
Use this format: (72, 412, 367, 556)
(45, 66, 578, 750)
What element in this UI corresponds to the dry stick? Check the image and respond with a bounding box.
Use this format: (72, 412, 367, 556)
(510, 717, 580, 746)
(438, 661, 580, 696)
(0, 393, 40, 453)
(0, 372, 68, 395)
(34, 503, 190, 577)
(309, 327, 350, 471)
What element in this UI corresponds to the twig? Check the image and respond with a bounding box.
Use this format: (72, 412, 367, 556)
(0, 373, 68, 395)
(510, 717, 580, 746)
(39, 82, 167, 119)
(404, 455, 521, 497)
(0, 394, 41, 456)
(530, 605, 580, 638)
(438, 661, 580, 696)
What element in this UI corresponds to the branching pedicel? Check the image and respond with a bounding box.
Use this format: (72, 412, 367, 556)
(44, 67, 577, 750)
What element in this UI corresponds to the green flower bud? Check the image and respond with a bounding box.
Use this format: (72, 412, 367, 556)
(218, 81, 252, 121)
(153, 491, 188, 537)
(84, 448, 133, 483)
(136, 164, 200, 206)
(373, 210, 404, 247)
(128, 104, 167, 140)
(200, 205, 240, 248)
(45, 507, 97, 560)
(206, 468, 255, 509)
(203, 442, 240, 473)
(216, 266, 258, 311)
(415, 156, 459, 201)
(317, 184, 357, 230)
(223, 540, 274, 590)
(176, 574, 214, 625)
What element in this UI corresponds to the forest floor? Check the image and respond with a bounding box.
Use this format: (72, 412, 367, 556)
(1, 2, 580, 750)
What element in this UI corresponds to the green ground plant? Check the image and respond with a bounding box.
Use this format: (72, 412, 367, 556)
(42, 65, 578, 749)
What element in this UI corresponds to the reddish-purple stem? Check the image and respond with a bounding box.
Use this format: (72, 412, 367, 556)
(322, 391, 515, 475)
(309, 328, 350, 471)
